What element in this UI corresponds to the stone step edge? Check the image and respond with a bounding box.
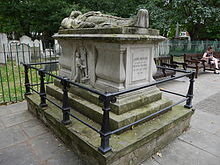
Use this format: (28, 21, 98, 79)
(46, 84, 173, 130)
(26, 93, 194, 165)
(52, 81, 162, 115)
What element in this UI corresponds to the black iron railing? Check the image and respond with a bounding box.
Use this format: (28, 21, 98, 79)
(23, 62, 195, 154)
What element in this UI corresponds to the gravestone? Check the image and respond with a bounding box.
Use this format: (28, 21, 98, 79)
(0, 33, 8, 64)
(16, 44, 30, 64)
(20, 35, 33, 47)
(9, 40, 20, 60)
(54, 39, 61, 56)
(44, 48, 54, 58)
(26, 9, 194, 165)
(31, 39, 41, 60)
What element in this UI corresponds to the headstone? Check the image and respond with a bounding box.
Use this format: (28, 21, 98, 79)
(9, 40, 20, 60)
(32, 39, 41, 60)
(54, 39, 61, 56)
(16, 44, 30, 65)
(0, 33, 8, 64)
(44, 63, 59, 72)
(20, 35, 33, 47)
(45, 48, 54, 57)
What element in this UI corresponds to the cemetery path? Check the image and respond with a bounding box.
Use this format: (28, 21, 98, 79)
(0, 71, 220, 165)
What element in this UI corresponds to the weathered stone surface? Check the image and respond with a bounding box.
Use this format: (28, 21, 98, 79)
(179, 128, 220, 157)
(0, 33, 8, 64)
(46, 84, 172, 130)
(20, 119, 48, 137)
(58, 27, 159, 35)
(61, 9, 149, 29)
(0, 125, 28, 149)
(0, 143, 39, 165)
(26, 93, 193, 165)
(152, 139, 220, 165)
(54, 9, 165, 92)
(0, 111, 33, 127)
(49, 82, 163, 114)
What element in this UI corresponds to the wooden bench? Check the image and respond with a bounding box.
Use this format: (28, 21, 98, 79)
(153, 56, 185, 79)
(183, 53, 220, 78)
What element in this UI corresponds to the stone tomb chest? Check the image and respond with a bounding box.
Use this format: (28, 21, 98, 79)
(54, 9, 164, 92)
(26, 9, 194, 165)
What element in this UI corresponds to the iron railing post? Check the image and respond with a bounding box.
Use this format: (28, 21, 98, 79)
(98, 94, 116, 154)
(61, 78, 71, 125)
(184, 71, 195, 108)
(39, 69, 47, 107)
(24, 64, 31, 95)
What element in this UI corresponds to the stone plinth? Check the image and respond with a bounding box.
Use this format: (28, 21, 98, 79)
(26, 93, 194, 165)
(54, 27, 165, 92)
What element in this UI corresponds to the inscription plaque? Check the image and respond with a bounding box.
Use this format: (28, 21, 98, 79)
(131, 47, 149, 82)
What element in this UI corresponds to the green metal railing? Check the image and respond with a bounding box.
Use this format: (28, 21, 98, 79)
(159, 40, 220, 57)
(1, 39, 219, 104)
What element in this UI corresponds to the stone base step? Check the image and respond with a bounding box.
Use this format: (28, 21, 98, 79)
(53, 80, 162, 115)
(46, 84, 172, 130)
(26, 93, 193, 165)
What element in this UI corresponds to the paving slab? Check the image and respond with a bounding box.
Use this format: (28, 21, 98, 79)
(194, 91, 220, 115)
(0, 143, 40, 165)
(20, 119, 48, 138)
(0, 125, 28, 149)
(190, 110, 220, 135)
(1, 111, 34, 127)
(29, 133, 82, 164)
(179, 128, 220, 157)
(0, 120, 4, 130)
(141, 157, 160, 165)
(152, 139, 220, 165)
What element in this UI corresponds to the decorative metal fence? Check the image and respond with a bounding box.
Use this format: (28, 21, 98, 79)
(23, 61, 195, 154)
(0, 43, 60, 104)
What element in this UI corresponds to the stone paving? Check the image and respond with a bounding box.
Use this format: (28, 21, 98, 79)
(0, 71, 220, 165)
(0, 102, 84, 165)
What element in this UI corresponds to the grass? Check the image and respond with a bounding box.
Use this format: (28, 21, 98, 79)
(0, 59, 59, 104)
(0, 55, 184, 105)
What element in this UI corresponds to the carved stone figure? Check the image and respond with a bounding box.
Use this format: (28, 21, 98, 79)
(73, 50, 90, 83)
(61, 9, 149, 29)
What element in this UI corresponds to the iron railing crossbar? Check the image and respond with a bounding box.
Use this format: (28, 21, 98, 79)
(26, 64, 106, 97)
(26, 61, 59, 66)
(109, 97, 188, 135)
(159, 88, 187, 98)
(29, 81, 54, 87)
(25, 63, 192, 98)
(66, 111, 101, 134)
(44, 96, 63, 110)
(156, 65, 191, 73)
(108, 73, 191, 97)
(29, 87, 40, 95)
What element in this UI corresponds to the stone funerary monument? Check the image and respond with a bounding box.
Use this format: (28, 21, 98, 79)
(26, 9, 194, 165)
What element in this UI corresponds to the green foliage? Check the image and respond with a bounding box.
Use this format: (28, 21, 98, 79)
(169, 0, 220, 40)
(0, 0, 219, 40)
(0, 0, 78, 39)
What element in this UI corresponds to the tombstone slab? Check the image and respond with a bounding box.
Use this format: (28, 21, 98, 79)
(0, 33, 8, 64)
